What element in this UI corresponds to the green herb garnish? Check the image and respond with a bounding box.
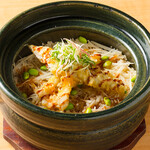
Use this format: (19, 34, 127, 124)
(50, 38, 95, 72)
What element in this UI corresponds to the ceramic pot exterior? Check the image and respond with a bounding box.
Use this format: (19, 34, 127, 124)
(0, 1, 150, 150)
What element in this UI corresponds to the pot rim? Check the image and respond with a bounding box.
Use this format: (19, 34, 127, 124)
(0, 1, 150, 119)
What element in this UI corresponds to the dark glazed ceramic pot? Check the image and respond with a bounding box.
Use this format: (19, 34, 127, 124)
(0, 1, 150, 150)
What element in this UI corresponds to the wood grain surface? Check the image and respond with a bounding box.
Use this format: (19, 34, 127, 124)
(0, 0, 150, 150)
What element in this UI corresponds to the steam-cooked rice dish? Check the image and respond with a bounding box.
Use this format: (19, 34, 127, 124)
(13, 37, 136, 113)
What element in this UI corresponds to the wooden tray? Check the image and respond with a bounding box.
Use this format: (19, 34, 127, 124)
(3, 119, 146, 150)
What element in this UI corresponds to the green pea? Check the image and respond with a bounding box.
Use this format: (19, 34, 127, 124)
(22, 93, 27, 98)
(23, 72, 29, 80)
(131, 75, 136, 82)
(40, 65, 48, 71)
(85, 107, 92, 113)
(65, 103, 74, 110)
(28, 68, 39, 76)
(103, 60, 112, 68)
(124, 91, 127, 94)
(101, 56, 109, 61)
(104, 97, 111, 106)
(71, 89, 78, 96)
(78, 36, 87, 43)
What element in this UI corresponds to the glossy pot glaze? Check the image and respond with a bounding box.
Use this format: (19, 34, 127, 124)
(0, 1, 150, 150)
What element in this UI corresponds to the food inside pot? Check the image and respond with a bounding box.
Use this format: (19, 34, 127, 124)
(13, 37, 136, 113)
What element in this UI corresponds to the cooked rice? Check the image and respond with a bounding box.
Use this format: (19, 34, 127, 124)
(13, 38, 136, 113)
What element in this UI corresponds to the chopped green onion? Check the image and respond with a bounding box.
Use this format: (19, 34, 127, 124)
(65, 103, 74, 110)
(44, 107, 48, 110)
(40, 65, 48, 71)
(103, 60, 112, 69)
(28, 68, 39, 76)
(80, 53, 95, 66)
(85, 107, 92, 113)
(77, 84, 83, 88)
(131, 75, 136, 82)
(22, 93, 27, 98)
(104, 97, 111, 106)
(61, 59, 65, 65)
(78, 36, 87, 43)
(101, 56, 109, 61)
(71, 89, 78, 96)
(50, 39, 95, 72)
(23, 72, 29, 80)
